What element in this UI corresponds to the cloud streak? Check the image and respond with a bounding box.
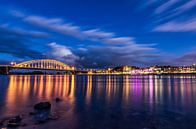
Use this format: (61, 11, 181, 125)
(154, 18, 196, 32)
(153, 0, 196, 32)
(22, 14, 153, 46)
(175, 0, 196, 14)
(155, 0, 178, 14)
(104, 37, 135, 45)
(24, 16, 114, 40)
(0, 24, 50, 38)
(9, 10, 161, 67)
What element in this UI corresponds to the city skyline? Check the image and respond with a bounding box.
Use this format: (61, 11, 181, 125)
(0, 0, 196, 68)
(0, 58, 195, 75)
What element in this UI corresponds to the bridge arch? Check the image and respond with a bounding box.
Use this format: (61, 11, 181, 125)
(14, 59, 75, 70)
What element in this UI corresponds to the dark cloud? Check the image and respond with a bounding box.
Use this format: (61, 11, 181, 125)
(75, 44, 159, 68)
(0, 27, 44, 59)
(174, 52, 196, 65)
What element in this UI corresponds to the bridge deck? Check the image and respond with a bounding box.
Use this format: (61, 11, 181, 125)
(0, 66, 88, 74)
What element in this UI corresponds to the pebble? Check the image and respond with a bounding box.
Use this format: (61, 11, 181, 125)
(55, 97, 62, 102)
(7, 115, 22, 127)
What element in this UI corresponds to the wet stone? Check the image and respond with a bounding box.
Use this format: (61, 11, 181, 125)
(0, 120, 3, 126)
(33, 102, 51, 122)
(55, 97, 62, 102)
(34, 102, 51, 110)
(49, 113, 60, 120)
(29, 112, 35, 115)
(7, 115, 22, 127)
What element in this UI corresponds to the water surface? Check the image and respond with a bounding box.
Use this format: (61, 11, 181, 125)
(0, 75, 196, 129)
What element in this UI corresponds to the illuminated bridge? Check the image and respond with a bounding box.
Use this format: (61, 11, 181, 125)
(14, 59, 75, 70)
(0, 59, 89, 74)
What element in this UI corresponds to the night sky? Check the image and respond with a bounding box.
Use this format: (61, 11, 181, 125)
(0, 0, 195, 68)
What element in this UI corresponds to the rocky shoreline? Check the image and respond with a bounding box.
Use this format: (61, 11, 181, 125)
(0, 98, 62, 129)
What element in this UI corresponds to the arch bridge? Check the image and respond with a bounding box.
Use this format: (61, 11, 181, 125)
(13, 59, 75, 70)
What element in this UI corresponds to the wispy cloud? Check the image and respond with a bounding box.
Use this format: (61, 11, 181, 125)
(155, 0, 196, 16)
(175, 0, 196, 14)
(154, 17, 196, 32)
(21, 14, 157, 47)
(155, 0, 178, 14)
(24, 16, 83, 38)
(153, 0, 196, 27)
(0, 24, 50, 38)
(83, 29, 114, 39)
(104, 37, 135, 45)
(24, 16, 114, 40)
(10, 10, 25, 18)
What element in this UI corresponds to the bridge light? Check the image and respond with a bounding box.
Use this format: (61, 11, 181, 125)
(10, 62, 16, 66)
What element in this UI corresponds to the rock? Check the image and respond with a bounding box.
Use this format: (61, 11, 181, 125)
(0, 120, 3, 125)
(33, 102, 51, 122)
(49, 114, 59, 120)
(34, 102, 51, 110)
(7, 115, 22, 127)
(21, 123, 27, 127)
(0, 117, 10, 127)
(29, 112, 35, 115)
(55, 97, 62, 102)
(0, 122, 3, 127)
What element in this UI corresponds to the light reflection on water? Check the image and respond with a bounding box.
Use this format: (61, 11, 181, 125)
(0, 75, 196, 129)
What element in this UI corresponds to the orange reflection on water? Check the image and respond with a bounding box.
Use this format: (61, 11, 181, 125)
(85, 75, 92, 105)
(6, 75, 16, 113)
(4, 74, 196, 117)
(122, 75, 130, 105)
(5, 75, 76, 113)
(69, 75, 75, 98)
(106, 75, 112, 103)
(6, 75, 31, 115)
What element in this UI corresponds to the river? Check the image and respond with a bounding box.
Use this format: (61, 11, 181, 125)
(0, 75, 196, 129)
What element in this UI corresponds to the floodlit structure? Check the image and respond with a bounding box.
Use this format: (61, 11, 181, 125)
(14, 59, 75, 70)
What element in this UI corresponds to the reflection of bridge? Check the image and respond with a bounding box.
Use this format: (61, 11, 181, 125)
(0, 59, 88, 74)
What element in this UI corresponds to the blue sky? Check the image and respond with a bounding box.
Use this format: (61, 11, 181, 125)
(0, 0, 195, 68)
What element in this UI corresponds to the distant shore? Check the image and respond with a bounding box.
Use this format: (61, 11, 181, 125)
(0, 73, 196, 75)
